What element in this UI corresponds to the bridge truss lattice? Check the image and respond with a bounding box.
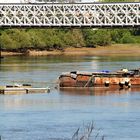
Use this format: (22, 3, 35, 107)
(0, 3, 140, 27)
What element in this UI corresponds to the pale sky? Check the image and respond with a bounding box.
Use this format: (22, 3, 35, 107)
(0, 0, 37, 3)
(0, 0, 23, 3)
(0, 0, 95, 3)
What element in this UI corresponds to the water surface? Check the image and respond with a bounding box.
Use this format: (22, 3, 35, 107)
(0, 55, 140, 140)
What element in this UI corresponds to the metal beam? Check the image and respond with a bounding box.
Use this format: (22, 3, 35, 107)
(0, 2, 140, 27)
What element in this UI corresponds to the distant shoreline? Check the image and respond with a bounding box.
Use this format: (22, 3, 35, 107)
(1, 44, 140, 57)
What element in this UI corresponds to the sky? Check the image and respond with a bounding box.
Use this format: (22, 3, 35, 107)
(0, 0, 23, 3)
(0, 0, 95, 3)
(0, 0, 37, 3)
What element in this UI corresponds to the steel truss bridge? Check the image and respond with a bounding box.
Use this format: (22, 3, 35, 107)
(0, 2, 140, 27)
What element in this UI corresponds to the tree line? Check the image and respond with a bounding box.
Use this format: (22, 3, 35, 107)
(0, 28, 140, 52)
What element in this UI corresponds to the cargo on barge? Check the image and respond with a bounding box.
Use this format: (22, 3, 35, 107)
(59, 68, 140, 89)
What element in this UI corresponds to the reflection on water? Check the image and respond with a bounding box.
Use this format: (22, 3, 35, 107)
(59, 87, 132, 96)
(0, 56, 140, 140)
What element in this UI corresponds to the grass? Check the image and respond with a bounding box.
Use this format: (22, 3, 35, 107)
(72, 121, 105, 140)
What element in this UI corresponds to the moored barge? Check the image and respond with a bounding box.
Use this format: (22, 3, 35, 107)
(59, 68, 140, 89)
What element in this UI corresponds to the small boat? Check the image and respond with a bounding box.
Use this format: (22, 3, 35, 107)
(59, 68, 140, 89)
(0, 83, 50, 94)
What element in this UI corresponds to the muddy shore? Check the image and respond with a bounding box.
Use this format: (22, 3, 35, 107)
(1, 44, 140, 56)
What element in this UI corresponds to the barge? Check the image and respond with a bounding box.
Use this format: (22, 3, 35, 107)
(59, 68, 140, 89)
(0, 84, 50, 94)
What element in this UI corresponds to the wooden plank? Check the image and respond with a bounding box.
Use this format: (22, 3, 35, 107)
(0, 87, 50, 94)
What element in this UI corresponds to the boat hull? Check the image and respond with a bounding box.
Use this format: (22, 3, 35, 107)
(59, 72, 140, 88)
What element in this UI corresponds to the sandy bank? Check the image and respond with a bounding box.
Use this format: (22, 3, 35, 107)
(1, 44, 140, 56)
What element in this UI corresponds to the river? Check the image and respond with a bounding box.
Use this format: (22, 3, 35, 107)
(0, 55, 140, 140)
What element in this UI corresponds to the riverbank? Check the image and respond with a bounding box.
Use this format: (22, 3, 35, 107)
(1, 44, 140, 56)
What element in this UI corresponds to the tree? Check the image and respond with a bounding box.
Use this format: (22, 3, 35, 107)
(83, 29, 111, 47)
(0, 32, 17, 51)
(28, 29, 46, 50)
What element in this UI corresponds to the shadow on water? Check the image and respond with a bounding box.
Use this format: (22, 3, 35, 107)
(58, 87, 140, 96)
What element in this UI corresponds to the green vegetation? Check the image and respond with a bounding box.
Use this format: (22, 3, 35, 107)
(0, 28, 140, 53)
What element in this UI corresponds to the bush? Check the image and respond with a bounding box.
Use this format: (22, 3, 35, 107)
(120, 32, 136, 43)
